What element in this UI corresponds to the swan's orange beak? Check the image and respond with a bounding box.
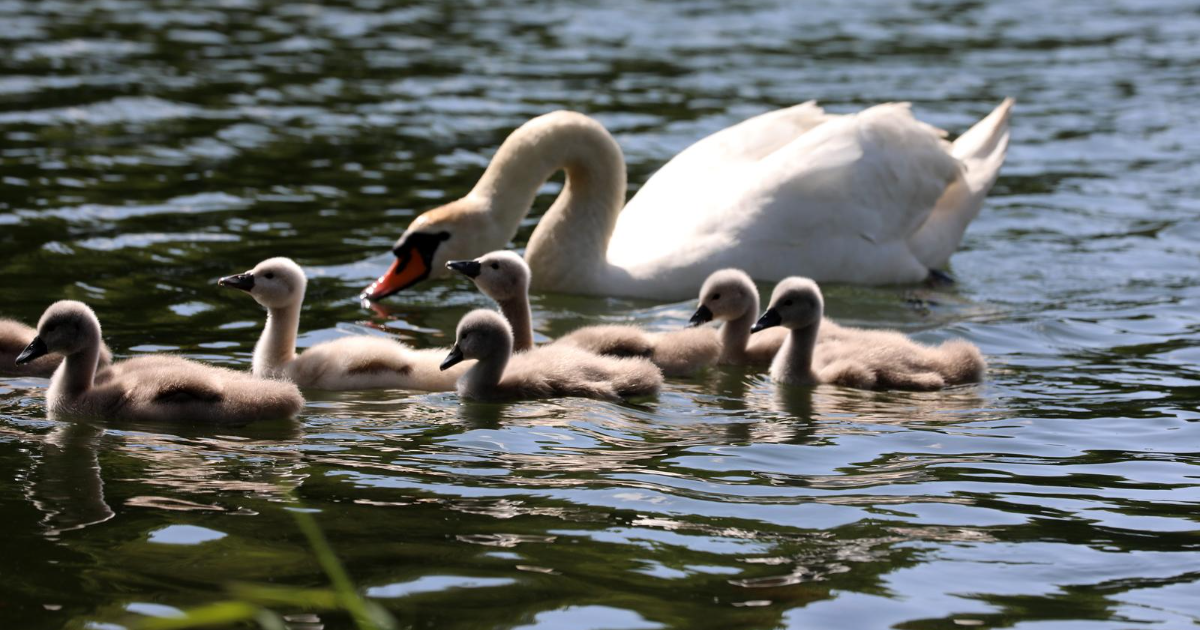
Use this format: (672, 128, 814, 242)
(361, 231, 451, 301)
(362, 256, 428, 301)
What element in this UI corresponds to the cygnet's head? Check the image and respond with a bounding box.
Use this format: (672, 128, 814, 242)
(440, 309, 513, 371)
(219, 257, 307, 310)
(16, 300, 102, 364)
(751, 277, 824, 333)
(689, 268, 759, 327)
(445, 250, 530, 303)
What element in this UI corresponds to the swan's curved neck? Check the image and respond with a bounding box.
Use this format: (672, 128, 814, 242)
(775, 322, 820, 385)
(497, 298, 533, 352)
(470, 112, 626, 293)
(720, 301, 761, 364)
(254, 304, 299, 379)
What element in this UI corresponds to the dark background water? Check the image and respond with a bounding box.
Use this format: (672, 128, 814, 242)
(1, 0, 1199, 628)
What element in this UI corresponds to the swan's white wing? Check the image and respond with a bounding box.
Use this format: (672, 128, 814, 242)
(614, 102, 831, 224)
(609, 102, 831, 268)
(608, 103, 962, 289)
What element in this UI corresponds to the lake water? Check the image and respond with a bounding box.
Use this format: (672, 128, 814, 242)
(1, 0, 1199, 628)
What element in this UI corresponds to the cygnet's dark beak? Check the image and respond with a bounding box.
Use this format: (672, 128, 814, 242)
(218, 273, 255, 292)
(15, 336, 49, 365)
(440, 345, 465, 371)
(750, 308, 782, 333)
(446, 260, 482, 279)
(687, 304, 714, 328)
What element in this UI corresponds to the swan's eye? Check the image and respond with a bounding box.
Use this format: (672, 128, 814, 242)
(264, 272, 275, 280)
(712, 293, 721, 301)
(491, 263, 499, 270)
(783, 300, 794, 307)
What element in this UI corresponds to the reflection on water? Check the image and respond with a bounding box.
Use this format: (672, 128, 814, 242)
(1, 0, 1200, 628)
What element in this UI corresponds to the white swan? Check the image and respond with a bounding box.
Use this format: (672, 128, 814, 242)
(220, 257, 469, 391)
(16, 301, 303, 424)
(753, 277, 986, 390)
(440, 309, 662, 402)
(363, 99, 1012, 301)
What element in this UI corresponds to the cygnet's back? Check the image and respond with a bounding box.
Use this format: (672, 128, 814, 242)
(19, 301, 303, 425)
(1, 317, 112, 378)
(556, 324, 719, 378)
(88, 355, 304, 424)
(814, 331, 985, 390)
(442, 310, 661, 402)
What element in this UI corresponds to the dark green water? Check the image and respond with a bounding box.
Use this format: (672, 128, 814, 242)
(2, 0, 1199, 628)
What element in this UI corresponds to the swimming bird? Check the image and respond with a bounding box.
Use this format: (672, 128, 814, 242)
(1, 317, 112, 377)
(364, 99, 1013, 301)
(753, 278, 986, 390)
(687, 268, 787, 366)
(219, 257, 468, 391)
(447, 250, 719, 376)
(439, 309, 662, 402)
(16, 301, 303, 424)
(687, 268, 855, 366)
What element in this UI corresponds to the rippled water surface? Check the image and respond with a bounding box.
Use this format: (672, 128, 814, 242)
(2, 0, 1199, 628)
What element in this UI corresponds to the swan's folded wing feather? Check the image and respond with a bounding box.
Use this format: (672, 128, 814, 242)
(748, 102, 961, 245)
(610, 103, 832, 265)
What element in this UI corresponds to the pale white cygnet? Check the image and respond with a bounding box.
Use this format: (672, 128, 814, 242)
(440, 309, 662, 402)
(753, 277, 986, 390)
(16, 301, 303, 425)
(2, 317, 112, 378)
(220, 257, 468, 391)
(447, 251, 718, 377)
(687, 269, 789, 366)
(447, 250, 535, 352)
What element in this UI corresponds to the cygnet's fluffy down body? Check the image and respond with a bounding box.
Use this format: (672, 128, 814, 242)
(284, 337, 460, 391)
(220, 257, 468, 391)
(555, 324, 719, 377)
(755, 277, 985, 391)
(443, 309, 662, 402)
(813, 332, 985, 391)
(1, 317, 112, 377)
(447, 251, 717, 377)
(20, 301, 303, 425)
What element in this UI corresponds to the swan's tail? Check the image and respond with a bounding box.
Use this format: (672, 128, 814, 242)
(909, 98, 1014, 270)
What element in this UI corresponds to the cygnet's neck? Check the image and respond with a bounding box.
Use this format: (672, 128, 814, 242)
(254, 302, 300, 379)
(59, 343, 101, 395)
(470, 112, 626, 293)
(720, 300, 760, 364)
(772, 321, 821, 385)
(496, 296, 533, 352)
(460, 344, 512, 397)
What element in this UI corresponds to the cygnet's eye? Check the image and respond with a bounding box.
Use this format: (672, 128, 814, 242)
(783, 299, 794, 307)
(491, 263, 499, 270)
(712, 293, 721, 301)
(44, 324, 57, 334)
(264, 272, 275, 280)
